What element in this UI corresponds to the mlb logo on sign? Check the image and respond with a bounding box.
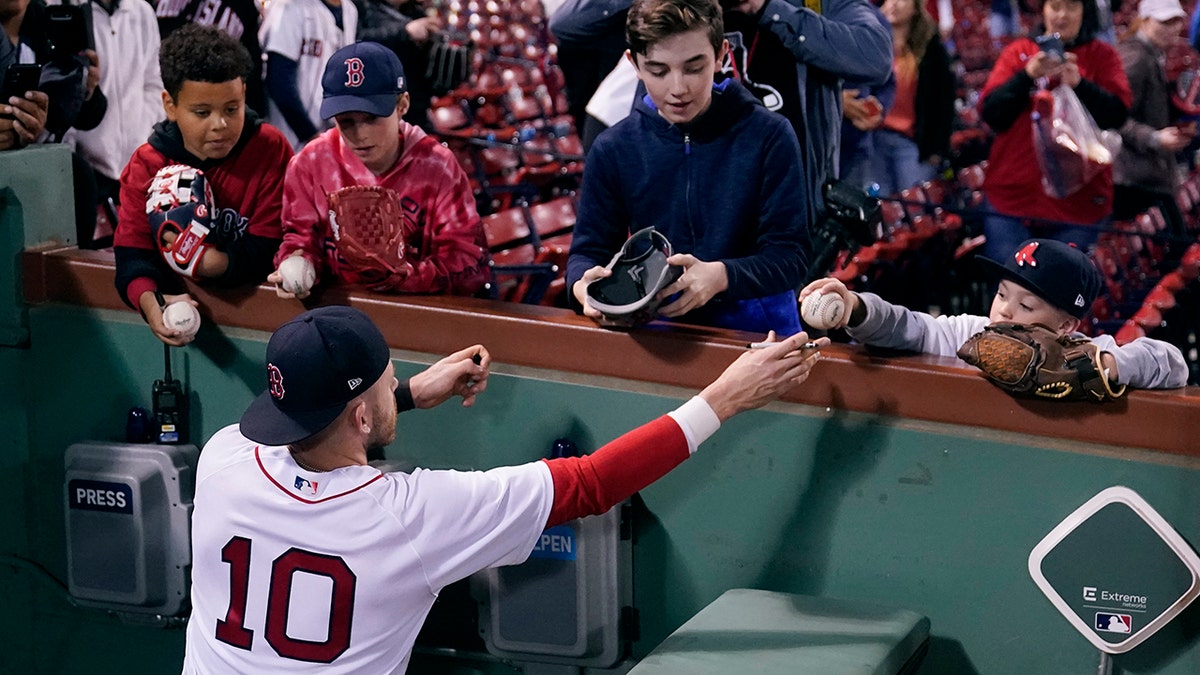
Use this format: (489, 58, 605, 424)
(1095, 613, 1132, 634)
(294, 476, 319, 496)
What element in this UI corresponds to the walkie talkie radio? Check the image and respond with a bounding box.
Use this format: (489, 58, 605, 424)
(153, 293, 188, 444)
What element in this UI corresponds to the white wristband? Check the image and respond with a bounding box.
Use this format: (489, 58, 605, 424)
(667, 396, 721, 455)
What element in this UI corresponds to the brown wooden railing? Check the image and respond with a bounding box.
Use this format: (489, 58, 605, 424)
(23, 245, 1200, 458)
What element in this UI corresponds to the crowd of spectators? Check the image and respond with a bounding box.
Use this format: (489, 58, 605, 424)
(4, 0, 1200, 381)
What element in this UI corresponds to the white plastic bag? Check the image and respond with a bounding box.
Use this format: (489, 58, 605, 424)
(1031, 83, 1122, 198)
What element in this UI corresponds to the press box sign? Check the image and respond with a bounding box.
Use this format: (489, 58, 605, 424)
(68, 479, 134, 514)
(1029, 487, 1200, 654)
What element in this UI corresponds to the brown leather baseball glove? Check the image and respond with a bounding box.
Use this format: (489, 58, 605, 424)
(957, 322, 1127, 402)
(327, 185, 412, 289)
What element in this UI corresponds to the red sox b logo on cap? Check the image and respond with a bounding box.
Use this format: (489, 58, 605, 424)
(345, 57, 365, 88)
(268, 363, 285, 400)
(1014, 241, 1040, 267)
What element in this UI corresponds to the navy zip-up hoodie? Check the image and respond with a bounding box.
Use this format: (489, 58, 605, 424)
(567, 79, 810, 327)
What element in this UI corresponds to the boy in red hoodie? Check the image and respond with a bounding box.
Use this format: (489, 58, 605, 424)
(114, 24, 293, 345)
(269, 41, 488, 298)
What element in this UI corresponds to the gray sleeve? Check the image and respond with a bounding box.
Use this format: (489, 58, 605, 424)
(1089, 334, 1189, 389)
(1118, 117, 1161, 154)
(847, 293, 990, 358)
(549, 0, 633, 47)
(757, 0, 893, 85)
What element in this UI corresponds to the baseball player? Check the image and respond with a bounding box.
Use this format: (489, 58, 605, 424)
(181, 305, 827, 672)
(799, 239, 1188, 392)
(114, 25, 293, 346)
(268, 42, 489, 297)
(260, 0, 357, 149)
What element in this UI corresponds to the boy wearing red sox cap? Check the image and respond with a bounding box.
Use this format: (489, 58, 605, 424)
(270, 42, 489, 297)
(800, 239, 1187, 390)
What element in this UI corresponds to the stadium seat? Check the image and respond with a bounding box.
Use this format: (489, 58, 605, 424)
(528, 196, 576, 240)
(1133, 305, 1165, 330)
(1115, 322, 1147, 345)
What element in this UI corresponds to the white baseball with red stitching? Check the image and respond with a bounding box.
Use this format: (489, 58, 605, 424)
(801, 291, 846, 330)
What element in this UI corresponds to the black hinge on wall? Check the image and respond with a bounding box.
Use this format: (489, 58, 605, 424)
(621, 605, 640, 643)
(620, 501, 633, 541)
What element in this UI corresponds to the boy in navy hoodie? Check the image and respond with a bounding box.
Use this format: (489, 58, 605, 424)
(567, 0, 810, 334)
(114, 25, 293, 345)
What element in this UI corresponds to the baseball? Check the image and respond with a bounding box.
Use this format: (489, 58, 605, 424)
(162, 301, 201, 339)
(801, 291, 846, 330)
(278, 256, 316, 296)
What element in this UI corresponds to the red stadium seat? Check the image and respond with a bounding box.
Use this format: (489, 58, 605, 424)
(1158, 270, 1188, 292)
(958, 163, 986, 191)
(920, 179, 951, 207)
(481, 206, 532, 251)
(430, 103, 472, 136)
(1115, 322, 1147, 345)
(1144, 286, 1178, 311)
(1132, 305, 1165, 330)
(1178, 245, 1200, 280)
(879, 200, 906, 231)
(529, 196, 576, 239)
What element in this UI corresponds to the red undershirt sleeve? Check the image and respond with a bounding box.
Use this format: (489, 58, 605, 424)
(542, 416, 689, 528)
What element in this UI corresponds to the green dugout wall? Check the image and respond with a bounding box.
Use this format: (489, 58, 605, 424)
(5, 145, 1200, 674)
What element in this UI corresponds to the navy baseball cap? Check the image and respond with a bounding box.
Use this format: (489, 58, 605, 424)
(320, 42, 407, 120)
(240, 306, 391, 446)
(977, 239, 1103, 319)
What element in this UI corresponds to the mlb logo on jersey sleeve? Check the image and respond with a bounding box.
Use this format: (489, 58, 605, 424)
(1095, 612, 1132, 634)
(294, 475, 320, 496)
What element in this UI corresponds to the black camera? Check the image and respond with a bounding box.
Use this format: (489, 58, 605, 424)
(1035, 32, 1064, 61)
(804, 180, 883, 286)
(822, 179, 883, 247)
(1, 63, 42, 100)
(46, 5, 94, 63)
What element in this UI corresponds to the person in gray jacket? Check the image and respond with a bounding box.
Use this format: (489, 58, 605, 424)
(551, 0, 892, 224)
(799, 238, 1189, 390)
(1113, 0, 1192, 236)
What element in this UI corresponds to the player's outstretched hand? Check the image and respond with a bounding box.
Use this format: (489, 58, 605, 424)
(410, 345, 491, 409)
(699, 331, 828, 422)
(139, 291, 199, 346)
(797, 277, 860, 330)
(573, 265, 611, 320)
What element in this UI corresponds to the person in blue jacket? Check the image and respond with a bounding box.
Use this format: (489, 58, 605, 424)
(552, 0, 892, 225)
(567, 0, 811, 335)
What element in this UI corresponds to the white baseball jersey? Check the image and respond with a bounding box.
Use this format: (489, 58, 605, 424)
(182, 425, 553, 674)
(259, 0, 358, 149)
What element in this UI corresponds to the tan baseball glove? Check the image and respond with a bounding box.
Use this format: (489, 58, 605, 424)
(327, 185, 412, 289)
(957, 322, 1127, 402)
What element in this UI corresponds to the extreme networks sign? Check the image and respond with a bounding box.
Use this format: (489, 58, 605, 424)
(1029, 486, 1200, 653)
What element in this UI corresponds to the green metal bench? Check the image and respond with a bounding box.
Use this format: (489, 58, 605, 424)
(627, 589, 929, 675)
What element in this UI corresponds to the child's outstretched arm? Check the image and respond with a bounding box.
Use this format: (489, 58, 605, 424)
(800, 278, 989, 358)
